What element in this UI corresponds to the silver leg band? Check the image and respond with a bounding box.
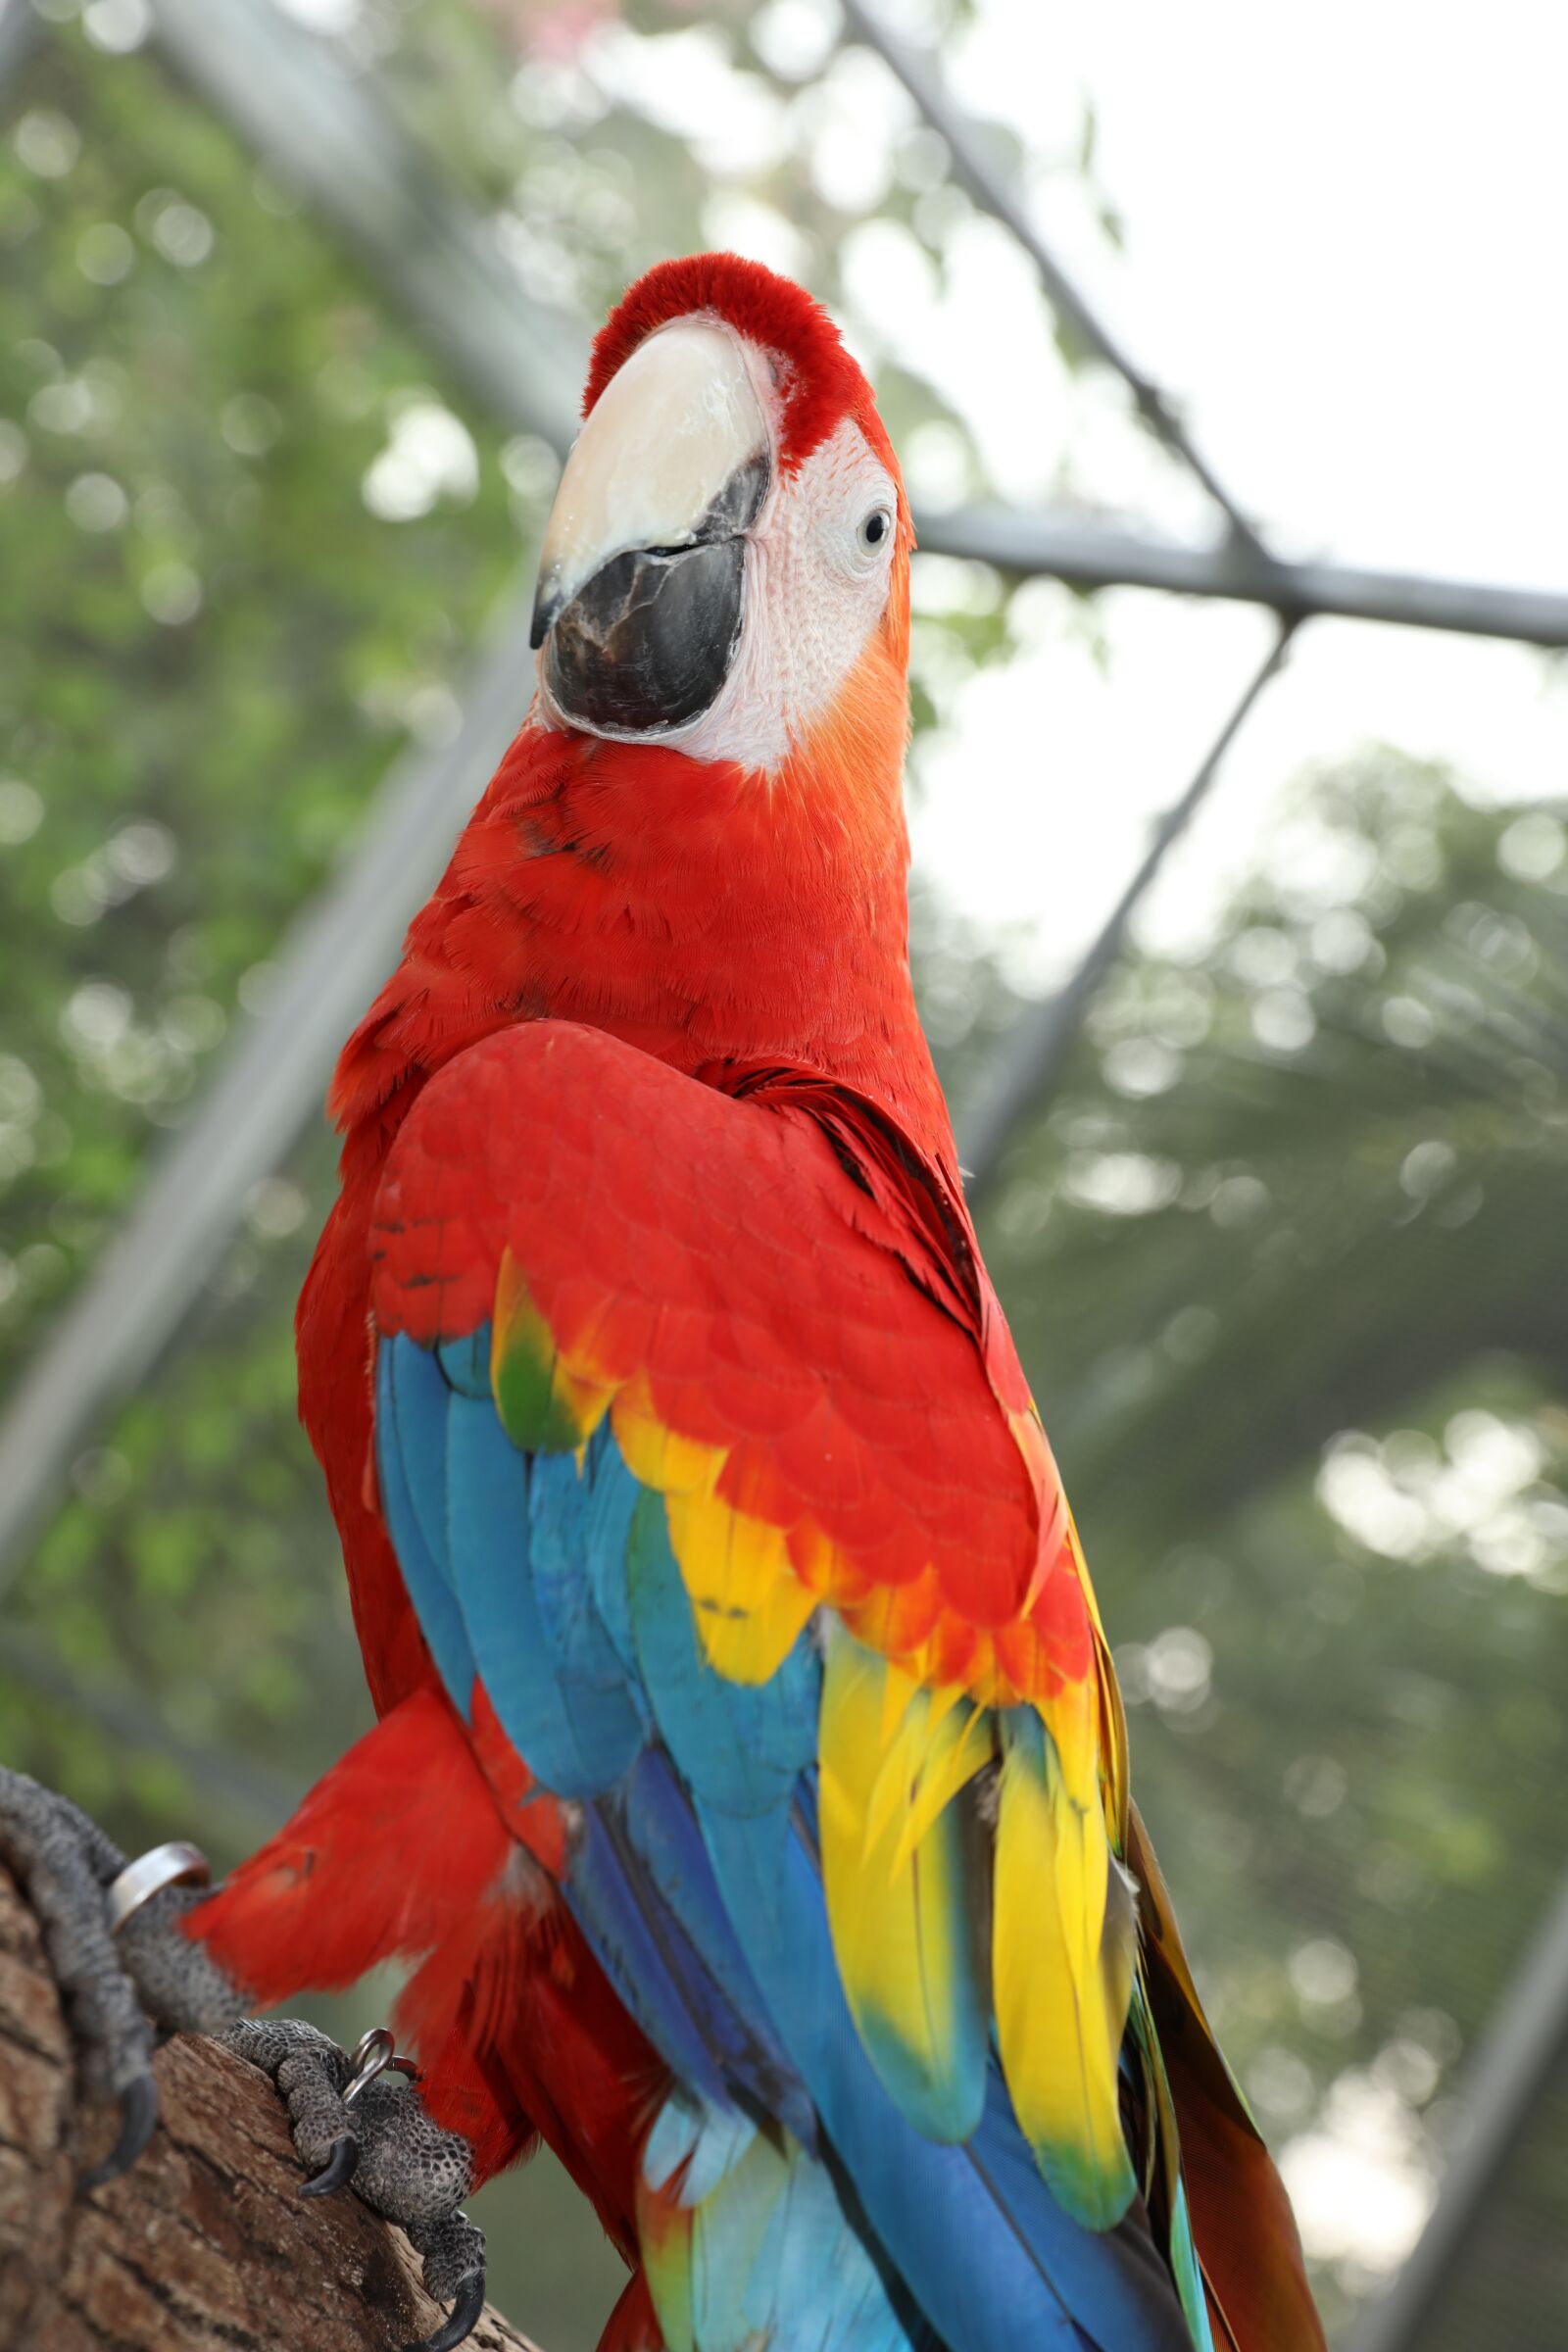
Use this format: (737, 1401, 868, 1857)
(106, 1839, 212, 1934)
(344, 2025, 418, 2104)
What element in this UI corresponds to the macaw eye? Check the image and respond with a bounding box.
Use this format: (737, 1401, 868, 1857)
(858, 507, 892, 554)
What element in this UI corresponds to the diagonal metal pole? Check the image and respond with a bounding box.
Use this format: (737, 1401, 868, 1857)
(1347, 1866, 1568, 2352)
(146, 0, 587, 452)
(0, 0, 43, 88)
(956, 620, 1298, 1196)
(839, 0, 1273, 563)
(0, 577, 536, 1596)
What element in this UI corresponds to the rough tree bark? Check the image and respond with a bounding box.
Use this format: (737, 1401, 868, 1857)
(0, 1867, 538, 2352)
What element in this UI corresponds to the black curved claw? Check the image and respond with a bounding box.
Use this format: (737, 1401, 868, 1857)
(78, 2071, 159, 2192)
(406, 2273, 486, 2352)
(298, 2132, 360, 2198)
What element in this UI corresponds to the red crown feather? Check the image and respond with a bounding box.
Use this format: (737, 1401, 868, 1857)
(584, 252, 896, 478)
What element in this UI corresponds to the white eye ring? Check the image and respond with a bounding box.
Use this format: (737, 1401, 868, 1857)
(857, 506, 893, 556)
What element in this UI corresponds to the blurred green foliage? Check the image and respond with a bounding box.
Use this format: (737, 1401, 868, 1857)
(1, 6, 1566, 2350)
(0, 13, 525, 1380)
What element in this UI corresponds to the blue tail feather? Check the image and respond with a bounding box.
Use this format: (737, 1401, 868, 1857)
(646, 2111, 926, 2352)
(696, 1796, 1193, 2352)
(643, 2093, 758, 2206)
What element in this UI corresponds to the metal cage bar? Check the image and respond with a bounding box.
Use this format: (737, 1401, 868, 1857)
(146, 0, 586, 450)
(1348, 1870, 1568, 2352)
(838, 0, 1270, 559)
(0, 0, 43, 87)
(917, 506, 1568, 648)
(956, 620, 1298, 1190)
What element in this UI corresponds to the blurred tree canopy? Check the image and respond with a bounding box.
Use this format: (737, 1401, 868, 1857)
(2, 6, 1566, 2348)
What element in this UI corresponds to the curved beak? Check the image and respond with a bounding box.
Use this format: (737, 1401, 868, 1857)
(531, 319, 770, 738)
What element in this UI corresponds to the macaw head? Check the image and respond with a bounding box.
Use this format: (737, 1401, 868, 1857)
(530, 253, 911, 776)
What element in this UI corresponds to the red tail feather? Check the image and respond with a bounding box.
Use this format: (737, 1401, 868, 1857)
(187, 1685, 663, 2245)
(1128, 1807, 1326, 2351)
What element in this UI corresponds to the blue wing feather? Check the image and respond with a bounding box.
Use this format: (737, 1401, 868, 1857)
(437, 1328, 492, 1398)
(620, 1747, 813, 2146)
(529, 1447, 649, 1772)
(580, 1423, 644, 1679)
(374, 1338, 474, 1714)
(626, 1487, 819, 1816)
(444, 1386, 610, 1798)
(566, 1800, 738, 2112)
(381, 1333, 453, 1572)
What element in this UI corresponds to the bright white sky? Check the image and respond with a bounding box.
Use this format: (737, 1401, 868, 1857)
(862, 0, 1568, 985)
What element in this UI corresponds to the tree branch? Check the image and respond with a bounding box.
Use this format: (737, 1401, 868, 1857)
(0, 1867, 537, 2352)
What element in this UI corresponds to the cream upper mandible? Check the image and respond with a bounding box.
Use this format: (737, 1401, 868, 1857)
(530, 313, 899, 775)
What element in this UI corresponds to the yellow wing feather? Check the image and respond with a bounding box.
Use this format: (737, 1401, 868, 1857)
(819, 1628, 990, 2142)
(994, 1686, 1138, 2229)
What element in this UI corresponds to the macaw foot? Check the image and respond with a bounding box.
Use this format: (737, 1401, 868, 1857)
(0, 1765, 244, 2184)
(223, 2018, 486, 2352)
(0, 1768, 485, 2349)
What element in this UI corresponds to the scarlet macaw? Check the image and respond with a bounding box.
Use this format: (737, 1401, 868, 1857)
(0, 257, 1323, 2352)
